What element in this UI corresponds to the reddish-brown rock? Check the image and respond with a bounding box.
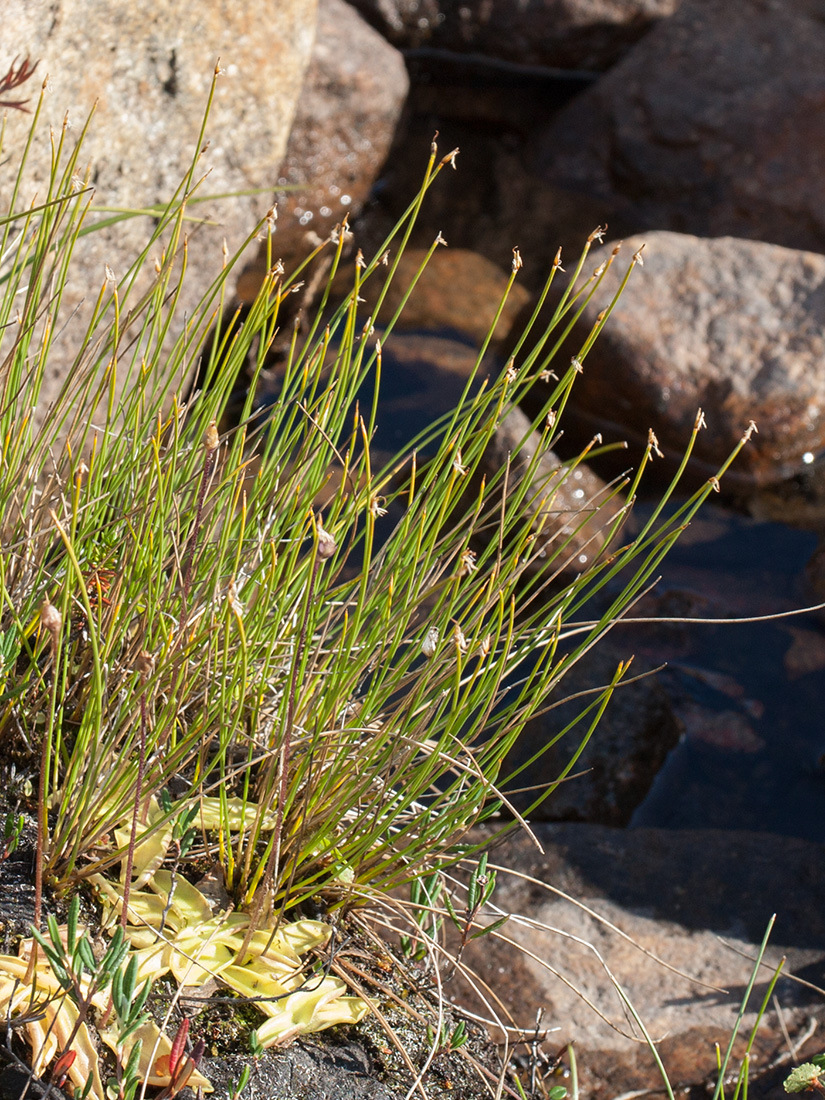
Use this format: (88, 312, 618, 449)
(538, 0, 825, 254)
(355, 247, 531, 347)
(531, 232, 825, 487)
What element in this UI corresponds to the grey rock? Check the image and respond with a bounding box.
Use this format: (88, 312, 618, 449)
(1, 0, 317, 425)
(458, 823, 825, 1097)
(201, 1040, 398, 1100)
(0, 1065, 70, 1100)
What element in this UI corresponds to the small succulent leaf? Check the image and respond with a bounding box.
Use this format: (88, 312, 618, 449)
(124, 1037, 143, 1079)
(175, 804, 199, 838)
(785, 1065, 824, 1093)
(130, 978, 152, 1019)
(131, 944, 169, 984)
(231, 1064, 251, 1098)
(467, 872, 479, 911)
(118, 1018, 147, 1047)
(66, 897, 79, 955)
(50, 958, 72, 991)
(168, 1017, 189, 1076)
(46, 913, 63, 953)
(481, 870, 497, 905)
(32, 928, 65, 972)
(443, 891, 462, 929)
(121, 954, 138, 1008)
(101, 935, 129, 977)
(786, 1066, 823, 1093)
(469, 915, 509, 940)
(30, 929, 64, 972)
(52, 1047, 76, 1084)
(111, 965, 124, 1016)
(78, 1069, 95, 1100)
(76, 937, 97, 975)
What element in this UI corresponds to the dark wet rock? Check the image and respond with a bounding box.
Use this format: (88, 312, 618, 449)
(368, 330, 480, 455)
(237, 0, 408, 301)
(372, 334, 622, 579)
(457, 823, 825, 1099)
(523, 232, 825, 488)
(748, 460, 825, 531)
(348, 0, 680, 71)
(502, 639, 681, 824)
(676, 700, 764, 752)
(0, 1063, 71, 1100)
(782, 625, 825, 680)
(619, 503, 825, 819)
(538, 0, 825, 254)
(807, 539, 825, 603)
(615, 506, 825, 841)
(476, 405, 624, 578)
(0, 838, 37, 949)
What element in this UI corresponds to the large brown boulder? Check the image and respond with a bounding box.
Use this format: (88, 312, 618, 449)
(237, 0, 409, 300)
(1, 0, 317, 418)
(349, 0, 680, 71)
(537, 0, 825, 254)
(352, 247, 531, 347)
(525, 232, 825, 488)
